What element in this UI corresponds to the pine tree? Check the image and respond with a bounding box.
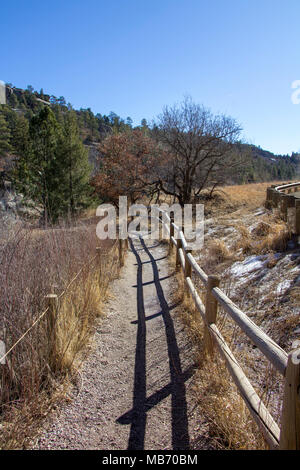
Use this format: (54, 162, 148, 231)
(3, 107, 29, 155)
(59, 111, 92, 216)
(13, 107, 92, 223)
(11, 114, 29, 155)
(14, 107, 63, 223)
(8, 92, 18, 108)
(0, 112, 12, 156)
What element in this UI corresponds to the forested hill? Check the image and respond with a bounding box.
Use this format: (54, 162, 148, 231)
(5, 83, 136, 140)
(0, 82, 299, 183)
(235, 143, 300, 183)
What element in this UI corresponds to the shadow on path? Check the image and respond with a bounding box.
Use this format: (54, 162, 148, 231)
(141, 237, 190, 450)
(117, 237, 191, 450)
(125, 237, 147, 450)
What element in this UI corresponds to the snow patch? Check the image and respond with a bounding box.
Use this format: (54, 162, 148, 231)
(253, 208, 265, 216)
(230, 255, 267, 277)
(276, 280, 292, 295)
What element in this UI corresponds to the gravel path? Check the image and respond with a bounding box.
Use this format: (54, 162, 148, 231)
(31, 236, 212, 450)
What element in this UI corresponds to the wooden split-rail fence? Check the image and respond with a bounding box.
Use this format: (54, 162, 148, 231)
(137, 208, 299, 450)
(265, 181, 300, 236)
(1, 206, 299, 450)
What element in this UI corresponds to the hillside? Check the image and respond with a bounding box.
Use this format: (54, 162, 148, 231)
(237, 143, 300, 183)
(0, 83, 299, 185)
(0, 83, 134, 178)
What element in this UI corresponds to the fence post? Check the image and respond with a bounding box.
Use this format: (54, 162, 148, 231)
(51, 284, 59, 295)
(274, 190, 280, 207)
(96, 247, 103, 284)
(285, 195, 296, 230)
(118, 239, 124, 267)
(184, 248, 192, 299)
(45, 294, 59, 369)
(295, 200, 300, 237)
(159, 211, 163, 241)
(279, 348, 300, 449)
(204, 275, 220, 355)
(96, 246, 101, 260)
(269, 188, 276, 208)
(265, 187, 272, 209)
(176, 238, 182, 272)
(169, 217, 174, 253)
(0, 330, 6, 365)
(280, 193, 288, 221)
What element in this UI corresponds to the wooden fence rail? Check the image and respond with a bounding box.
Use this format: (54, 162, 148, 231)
(155, 210, 300, 450)
(265, 181, 300, 236)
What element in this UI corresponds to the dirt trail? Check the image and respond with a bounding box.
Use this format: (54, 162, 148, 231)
(31, 237, 212, 450)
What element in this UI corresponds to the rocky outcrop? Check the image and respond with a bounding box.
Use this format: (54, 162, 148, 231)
(0, 181, 40, 222)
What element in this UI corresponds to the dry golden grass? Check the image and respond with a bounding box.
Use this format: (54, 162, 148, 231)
(217, 181, 292, 210)
(197, 180, 298, 220)
(233, 219, 290, 255)
(207, 239, 234, 264)
(177, 296, 268, 450)
(0, 222, 121, 449)
(55, 250, 119, 372)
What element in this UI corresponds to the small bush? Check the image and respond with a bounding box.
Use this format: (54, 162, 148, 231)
(207, 239, 234, 264)
(251, 221, 271, 237)
(234, 221, 290, 255)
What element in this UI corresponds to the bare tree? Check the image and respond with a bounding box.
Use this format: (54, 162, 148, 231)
(153, 97, 242, 206)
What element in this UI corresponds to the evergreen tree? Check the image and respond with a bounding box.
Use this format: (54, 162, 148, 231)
(8, 92, 18, 108)
(14, 107, 63, 223)
(13, 107, 92, 223)
(2, 107, 29, 155)
(0, 112, 12, 156)
(59, 111, 92, 216)
(11, 114, 30, 155)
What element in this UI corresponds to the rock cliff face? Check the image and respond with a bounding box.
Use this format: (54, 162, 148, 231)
(0, 181, 40, 225)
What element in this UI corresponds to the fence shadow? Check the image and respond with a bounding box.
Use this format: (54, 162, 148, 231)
(122, 236, 147, 450)
(117, 236, 190, 450)
(140, 237, 190, 450)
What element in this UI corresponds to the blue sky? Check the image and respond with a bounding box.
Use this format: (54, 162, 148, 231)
(1, 0, 300, 154)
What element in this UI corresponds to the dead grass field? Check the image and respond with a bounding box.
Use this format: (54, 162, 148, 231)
(0, 218, 120, 449)
(202, 180, 296, 214)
